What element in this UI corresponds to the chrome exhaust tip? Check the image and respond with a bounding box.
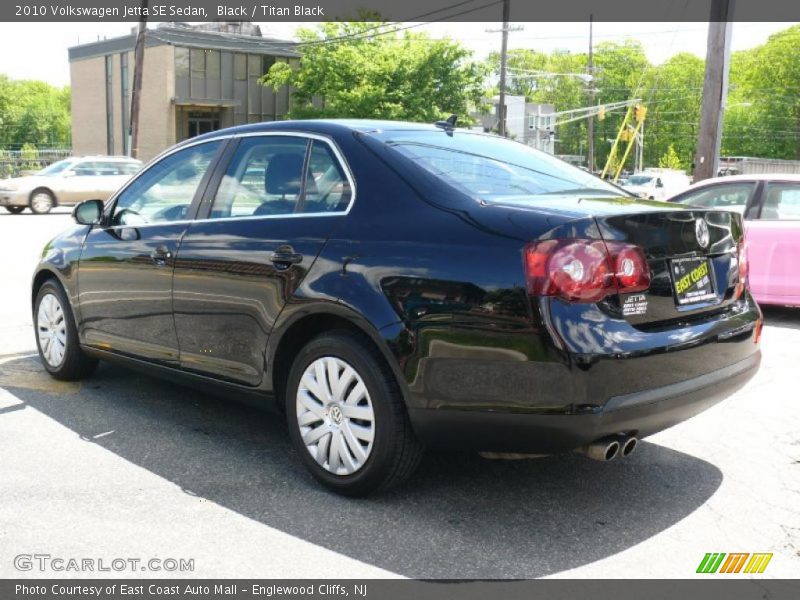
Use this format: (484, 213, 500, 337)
(576, 438, 620, 462)
(620, 435, 638, 457)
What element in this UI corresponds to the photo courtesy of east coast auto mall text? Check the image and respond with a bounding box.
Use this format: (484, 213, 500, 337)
(0, 0, 798, 599)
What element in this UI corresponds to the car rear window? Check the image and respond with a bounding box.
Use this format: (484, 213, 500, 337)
(379, 130, 622, 202)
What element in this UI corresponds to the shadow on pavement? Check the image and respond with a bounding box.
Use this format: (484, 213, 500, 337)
(3, 355, 723, 578)
(761, 305, 800, 331)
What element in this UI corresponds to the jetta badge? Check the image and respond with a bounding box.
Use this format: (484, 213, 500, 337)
(695, 217, 710, 249)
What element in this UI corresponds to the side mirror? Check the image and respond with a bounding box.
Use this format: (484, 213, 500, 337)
(62, 170, 77, 178)
(72, 199, 104, 225)
(656, 180, 664, 188)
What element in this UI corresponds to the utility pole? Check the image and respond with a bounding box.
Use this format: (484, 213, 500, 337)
(487, 2, 521, 137)
(693, 0, 735, 182)
(586, 14, 595, 172)
(129, 0, 149, 159)
(497, 0, 511, 137)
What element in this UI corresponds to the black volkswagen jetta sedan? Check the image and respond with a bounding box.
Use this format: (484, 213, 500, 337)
(32, 120, 762, 495)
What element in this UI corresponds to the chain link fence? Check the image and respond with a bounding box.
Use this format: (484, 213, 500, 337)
(0, 148, 72, 179)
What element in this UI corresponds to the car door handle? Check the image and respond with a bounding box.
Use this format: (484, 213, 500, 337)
(150, 246, 172, 265)
(270, 249, 303, 268)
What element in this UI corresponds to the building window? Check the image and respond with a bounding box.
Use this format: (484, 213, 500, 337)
(190, 49, 205, 77)
(206, 50, 220, 78)
(175, 47, 189, 78)
(105, 55, 114, 155)
(120, 52, 130, 155)
(248, 54, 262, 77)
(234, 53, 247, 81)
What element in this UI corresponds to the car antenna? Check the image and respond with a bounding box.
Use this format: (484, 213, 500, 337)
(434, 114, 458, 135)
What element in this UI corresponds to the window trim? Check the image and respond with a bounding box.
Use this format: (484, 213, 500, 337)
(196, 131, 357, 221)
(101, 132, 356, 230)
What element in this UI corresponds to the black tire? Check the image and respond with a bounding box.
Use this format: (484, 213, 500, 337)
(285, 330, 423, 496)
(4, 206, 25, 214)
(33, 279, 98, 381)
(29, 188, 55, 214)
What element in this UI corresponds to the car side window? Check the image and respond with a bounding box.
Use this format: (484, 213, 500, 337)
(760, 183, 800, 220)
(119, 163, 142, 175)
(112, 141, 221, 226)
(95, 161, 132, 176)
(209, 136, 307, 219)
(210, 136, 353, 220)
(70, 162, 98, 176)
(300, 141, 352, 214)
(672, 182, 755, 215)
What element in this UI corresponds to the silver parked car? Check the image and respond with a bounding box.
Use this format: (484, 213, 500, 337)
(0, 156, 142, 214)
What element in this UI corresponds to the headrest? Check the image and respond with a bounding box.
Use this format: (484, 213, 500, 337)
(265, 153, 304, 196)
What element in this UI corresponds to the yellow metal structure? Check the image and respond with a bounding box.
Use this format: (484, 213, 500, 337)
(601, 103, 647, 182)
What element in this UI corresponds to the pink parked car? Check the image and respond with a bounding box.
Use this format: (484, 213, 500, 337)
(669, 174, 800, 307)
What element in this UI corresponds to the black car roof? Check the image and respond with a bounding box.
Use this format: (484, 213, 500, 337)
(181, 119, 454, 148)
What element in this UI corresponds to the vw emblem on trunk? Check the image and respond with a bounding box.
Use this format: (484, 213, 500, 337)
(695, 218, 710, 249)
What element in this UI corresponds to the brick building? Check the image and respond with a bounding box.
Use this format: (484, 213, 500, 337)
(68, 23, 298, 161)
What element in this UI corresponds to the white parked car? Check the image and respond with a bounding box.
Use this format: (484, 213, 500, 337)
(621, 169, 691, 201)
(0, 156, 142, 214)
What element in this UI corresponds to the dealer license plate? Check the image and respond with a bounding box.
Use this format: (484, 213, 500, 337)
(671, 257, 716, 305)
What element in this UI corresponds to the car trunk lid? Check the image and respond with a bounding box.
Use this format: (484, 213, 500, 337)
(593, 207, 745, 327)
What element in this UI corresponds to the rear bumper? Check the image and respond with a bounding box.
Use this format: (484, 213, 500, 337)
(408, 350, 760, 453)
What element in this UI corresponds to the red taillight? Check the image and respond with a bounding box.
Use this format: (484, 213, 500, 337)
(524, 239, 650, 303)
(607, 242, 650, 293)
(734, 236, 749, 300)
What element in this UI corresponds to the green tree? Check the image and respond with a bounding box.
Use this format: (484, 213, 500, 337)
(722, 25, 800, 159)
(641, 52, 704, 167)
(262, 20, 486, 123)
(658, 144, 683, 169)
(0, 76, 71, 149)
(486, 48, 589, 156)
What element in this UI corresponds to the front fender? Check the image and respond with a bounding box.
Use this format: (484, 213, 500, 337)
(30, 224, 90, 325)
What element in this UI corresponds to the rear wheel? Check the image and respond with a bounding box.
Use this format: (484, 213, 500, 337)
(285, 331, 423, 496)
(34, 279, 97, 380)
(4, 206, 25, 214)
(29, 189, 55, 214)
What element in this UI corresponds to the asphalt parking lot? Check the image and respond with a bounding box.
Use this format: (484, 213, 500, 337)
(0, 208, 798, 579)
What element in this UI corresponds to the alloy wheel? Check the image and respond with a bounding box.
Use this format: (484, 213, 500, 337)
(295, 356, 375, 476)
(37, 293, 67, 367)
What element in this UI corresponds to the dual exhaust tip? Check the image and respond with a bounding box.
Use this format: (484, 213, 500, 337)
(577, 434, 638, 462)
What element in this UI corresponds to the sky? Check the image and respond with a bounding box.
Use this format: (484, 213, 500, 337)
(0, 21, 795, 87)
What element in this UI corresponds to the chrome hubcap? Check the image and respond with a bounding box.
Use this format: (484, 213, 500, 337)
(37, 293, 67, 367)
(296, 356, 375, 476)
(32, 193, 52, 213)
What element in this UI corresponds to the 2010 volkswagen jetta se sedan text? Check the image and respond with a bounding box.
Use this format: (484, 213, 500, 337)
(31, 120, 762, 495)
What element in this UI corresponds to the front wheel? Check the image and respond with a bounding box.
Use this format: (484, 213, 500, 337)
(34, 279, 98, 380)
(285, 331, 423, 496)
(4, 205, 25, 214)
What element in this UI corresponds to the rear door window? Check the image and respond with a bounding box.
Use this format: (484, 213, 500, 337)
(209, 136, 353, 219)
(300, 141, 353, 213)
(759, 183, 800, 220)
(210, 136, 309, 219)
